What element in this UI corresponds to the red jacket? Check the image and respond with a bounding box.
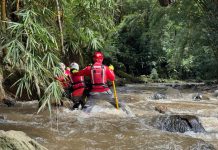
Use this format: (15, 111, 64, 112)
(55, 68, 71, 89)
(69, 75, 85, 96)
(72, 62, 115, 92)
(55, 76, 70, 89)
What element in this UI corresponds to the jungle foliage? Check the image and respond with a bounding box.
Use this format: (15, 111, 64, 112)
(0, 0, 117, 112)
(111, 0, 218, 79)
(0, 0, 218, 111)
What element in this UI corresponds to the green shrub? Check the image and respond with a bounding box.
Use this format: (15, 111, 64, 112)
(150, 68, 159, 80)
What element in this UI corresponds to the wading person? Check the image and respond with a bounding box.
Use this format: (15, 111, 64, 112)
(69, 62, 86, 109)
(55, 62, 71, 99)
(71, 51, 117, 112)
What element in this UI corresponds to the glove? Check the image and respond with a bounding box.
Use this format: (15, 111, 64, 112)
(109, 65, 114, 71)
(71, 69, 78, 73)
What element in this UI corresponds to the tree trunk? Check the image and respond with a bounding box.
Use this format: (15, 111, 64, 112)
(1, 0, 7, 58)
(0, 0, 7, 101)
(1, 0, 7, 29)
(55, 0, 65, 56)
(16, 0, 20, 12)
(0, 70, 5, 101)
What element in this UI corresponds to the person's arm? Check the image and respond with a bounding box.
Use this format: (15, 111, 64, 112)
(72, 66, 91, 76)
(105, 66, 115, 81)
(55, 76, 64, 82)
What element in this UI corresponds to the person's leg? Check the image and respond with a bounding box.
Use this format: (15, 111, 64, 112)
(63, 87, 72, 99)
(80, 95, 87, 109)
(71, 96, 81, 110)
(103, 90, 118, 107)
(103, 90, 131, 114)
(83, 95, 96, 113)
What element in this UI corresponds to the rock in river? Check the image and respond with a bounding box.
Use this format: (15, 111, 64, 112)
(0, 130, 47, 150)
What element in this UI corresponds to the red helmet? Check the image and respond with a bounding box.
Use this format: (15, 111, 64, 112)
(93, 51, 104, 62)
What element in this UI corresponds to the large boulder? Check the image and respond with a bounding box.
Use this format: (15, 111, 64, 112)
(152, 115, 205, 133)
(0, 130, 47, 150)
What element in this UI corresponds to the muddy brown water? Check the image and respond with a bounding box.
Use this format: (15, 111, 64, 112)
(0, 83, 218, 150)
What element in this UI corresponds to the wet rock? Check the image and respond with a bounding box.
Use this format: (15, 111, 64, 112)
(152, 115, 205, 133)
(192, 93, 210, 101)
(189, 141, 216, 150)
(180, 84, 195, 89)
(0, 130, 47, 150)
(0, 115, 6, 120)
(192, 93, 203, 101)
(2, 97, 16, 107)
(155, 104, 168, 114)
(201, 94, 210, 100)
(152, 92, 167, 100)
(0, 115, 6, 123)
(152, 87, 182, 99)
(214, 90, 218, 97)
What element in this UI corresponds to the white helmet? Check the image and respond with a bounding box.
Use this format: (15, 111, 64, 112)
(58, 62, 66, 71)
(70, 62, 79, 70)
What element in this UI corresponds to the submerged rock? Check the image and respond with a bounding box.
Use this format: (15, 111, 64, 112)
(152, 115, 205, 133)
(189, 141, 216, 150)
(165, 87, 182, 98)
(152, 92, 167, 100)
(152, 87, 182, 100)
(0, 130, 47, 150)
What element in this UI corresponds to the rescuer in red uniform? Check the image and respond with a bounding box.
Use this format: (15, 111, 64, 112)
(72, 52, 116, 112)
(69, 62, 86, 109)
(55, 63, 71, 98)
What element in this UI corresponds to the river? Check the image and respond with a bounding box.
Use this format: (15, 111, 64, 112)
(0, 83, 218, 150)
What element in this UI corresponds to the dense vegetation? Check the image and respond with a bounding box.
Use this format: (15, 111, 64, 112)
(112, 0, 218, 80)
(0, 0, 217, 110)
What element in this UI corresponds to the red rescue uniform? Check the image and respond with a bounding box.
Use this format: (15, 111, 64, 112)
(55, 68, 71, 89)
(72, 62, 115, 93)
(69, 75, 85, 96)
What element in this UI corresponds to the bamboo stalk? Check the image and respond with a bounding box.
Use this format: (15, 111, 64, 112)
(1, 0, 7, 29)
(55, 0, 65, 55)
(16, 0, 20, 12)
(1, 0, 7, 61)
